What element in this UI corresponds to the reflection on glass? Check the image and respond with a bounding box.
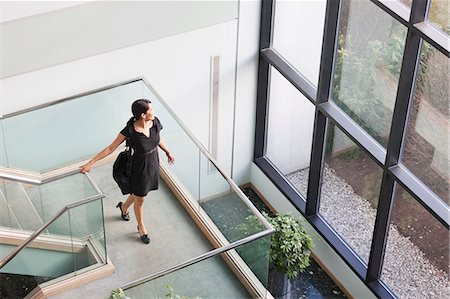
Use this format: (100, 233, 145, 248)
(332, 0, 407, 146)
(319, 122, 383, 264)
(0, 212, 76, 297)
(402, 41, 449, 205)
(69, 199, 106, 268)
(266, 67, 315, 198)
(1, 81, 144, 173)
(428, 0, 450, 35)
(272, 0, 326, 86)
(125, 249, 260, 298)
(381, 185, 449, 298)
(150, 94, 201, 200)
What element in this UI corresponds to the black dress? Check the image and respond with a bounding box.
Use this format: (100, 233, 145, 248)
(120, 117, 163, 197)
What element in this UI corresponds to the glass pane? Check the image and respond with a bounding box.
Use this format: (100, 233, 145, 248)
(199, 154, 266, 243)
(0, 212, 76, 298)
(3, 181, 44, 232)
(332, 0, 407, 146)
(319, 122, 383, 264)
(0, 178, 20, 230)
(428, 0, 450, 35)
(266, 67, 315, 198)
(381, 184, 449, 298)
(69, 198, 105, 271)
(148, 91, 200, 200)
(25, 173, 99, 223)
(402, 41, 449, 205)
(272, 0, 326, 87)
(125, 238, 271, 298)
(1, 81, 144, 173)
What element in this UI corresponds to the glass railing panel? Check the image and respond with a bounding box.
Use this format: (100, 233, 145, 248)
(198, 154, 267, 243)
(0, 173, 99, 231)
(68, 198, 106, 266)
(25, 173, 99, 223)
(2, 180, 44, 232)
(0, 178, 20, 230)
(0, 197, 105, 297)
(151, 96, 201, 200)
(0, 211, 76, 296)
(124, 237, 271, 299)
(1, 80, 146, 173)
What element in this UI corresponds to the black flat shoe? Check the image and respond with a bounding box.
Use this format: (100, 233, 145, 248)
(137, 226, 150, 244)
(116, 202, 130, 221)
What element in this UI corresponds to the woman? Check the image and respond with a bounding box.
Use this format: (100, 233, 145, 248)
(80, 99, 174, 244)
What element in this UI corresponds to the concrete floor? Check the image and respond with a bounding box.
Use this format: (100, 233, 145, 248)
(49, 162, 250, 299)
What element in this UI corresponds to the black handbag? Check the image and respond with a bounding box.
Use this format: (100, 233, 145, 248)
(113, 148, 132, 195)
(113, 119, 134, 195)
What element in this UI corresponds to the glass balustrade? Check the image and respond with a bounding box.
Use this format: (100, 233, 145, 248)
(124, 235, 271, 298)
(0, 80, 146, 172)
(0, 173, 99, 231)
(0, 197, 105, 298)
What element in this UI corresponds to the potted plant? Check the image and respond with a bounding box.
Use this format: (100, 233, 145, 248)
(237, 213, 314, 298)
(266, 213, 314, 298)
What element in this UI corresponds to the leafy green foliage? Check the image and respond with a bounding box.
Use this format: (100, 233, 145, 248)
(332, 25, 407, 145)
(266, 214, 314, 279)
(238, 213, 314, 280)
(109, 288, 130, 299)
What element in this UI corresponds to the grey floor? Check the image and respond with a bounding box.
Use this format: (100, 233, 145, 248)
(49, 161, 249, 299)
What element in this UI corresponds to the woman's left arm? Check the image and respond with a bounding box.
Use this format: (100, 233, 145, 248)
(158, 136, 175, 164)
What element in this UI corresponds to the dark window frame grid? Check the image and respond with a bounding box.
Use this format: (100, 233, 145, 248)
(254, 0, 450, 298)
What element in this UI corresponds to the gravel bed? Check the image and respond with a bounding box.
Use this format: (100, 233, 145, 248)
(286, 165, 450, 299)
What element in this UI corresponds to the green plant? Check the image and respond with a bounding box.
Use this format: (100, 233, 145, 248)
(109, 288, 130, 299)
(238, 213, 314, 280)
(267, 214, 314, 279)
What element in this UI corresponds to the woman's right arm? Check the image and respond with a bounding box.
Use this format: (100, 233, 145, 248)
(79, 133, 127, 173)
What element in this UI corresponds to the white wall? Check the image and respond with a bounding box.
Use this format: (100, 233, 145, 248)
(0, 0, 261, 184)
(265, 0, 326, 175)
(1, 0, 238, 78)
(231, 0, 261, 184)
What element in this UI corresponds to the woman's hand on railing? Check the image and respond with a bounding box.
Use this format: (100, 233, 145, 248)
(80, 161, 93, 173)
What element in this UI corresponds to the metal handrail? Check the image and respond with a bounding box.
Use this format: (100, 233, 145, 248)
(121, 228, 275, 290)
(0, 186, 105, 269)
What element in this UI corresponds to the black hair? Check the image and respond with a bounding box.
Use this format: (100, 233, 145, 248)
(131, 99, 151, 120)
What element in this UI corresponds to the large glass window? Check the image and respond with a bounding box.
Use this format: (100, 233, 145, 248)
(272, 0, 326, 87)
(266, 67, 315, 199)
(319, 122, 383, 265)
(381, 184, 449, 298)
(428, 0, 450, 35)
(401, 41, 449, 205)
(331, 0, 407, 147)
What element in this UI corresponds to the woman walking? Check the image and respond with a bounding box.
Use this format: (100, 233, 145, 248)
(80, 99, 174, 244)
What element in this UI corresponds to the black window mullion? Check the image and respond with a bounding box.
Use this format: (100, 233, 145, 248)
(367, 2, 424, 282)
(305, 0, 340, 216)
(254, 0, 274, 159)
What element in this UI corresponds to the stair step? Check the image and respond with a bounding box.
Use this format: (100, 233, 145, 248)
(0, 189, 21, 229)
(3, 182, 44, 231)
